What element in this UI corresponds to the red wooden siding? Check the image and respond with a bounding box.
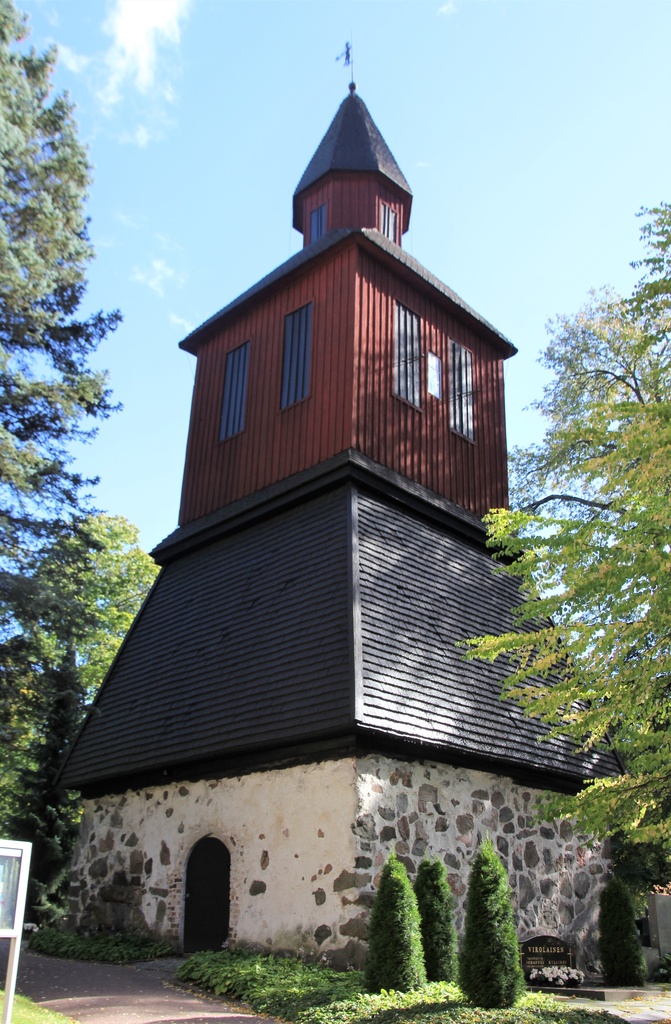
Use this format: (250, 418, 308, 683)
(297, 172, 409, 247)
(178, 245, 357, 525)
(351, 249, 509, 516)
(178, 237, 509, 527)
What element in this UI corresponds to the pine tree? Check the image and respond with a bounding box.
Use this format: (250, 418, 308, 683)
(0, 0, 120, 556)
(365, 853, 427, 993)
(415, 858, 458, 982)
(599, 876, 647, 986)
(460, 838, 525, 1008)
(0, 0, 122, 921)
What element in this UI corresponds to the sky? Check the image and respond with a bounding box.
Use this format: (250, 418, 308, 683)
(19, 0, 671, 552)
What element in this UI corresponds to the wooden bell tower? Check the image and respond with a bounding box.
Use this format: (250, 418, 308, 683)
(177, 85, 515, 529)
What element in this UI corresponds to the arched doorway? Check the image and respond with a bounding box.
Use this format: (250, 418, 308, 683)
(183, 836, 231, 952)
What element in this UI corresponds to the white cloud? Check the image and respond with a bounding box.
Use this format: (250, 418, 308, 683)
(169, 312, 194, 334)
(132, 258, 185, 297)
(115, 211, 142, 229)
(437, 1, 457, 14)
(155, 232, 183, 253)
(119, 124, 152, 147)
(57, 43, 91, 74)
(98, 0, 191, 109)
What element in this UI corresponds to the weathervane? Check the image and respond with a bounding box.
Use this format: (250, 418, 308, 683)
(336, 41, 354, 87)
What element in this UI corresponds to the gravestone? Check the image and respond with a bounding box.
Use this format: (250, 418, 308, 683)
(649, 894, 671, 957)
(520, 935, 576, 979)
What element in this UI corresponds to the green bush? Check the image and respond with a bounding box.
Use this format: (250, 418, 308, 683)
(653, 952, 671, 983)
(29, 926, 174, 962)
(599, 876, 647, 986)
(176, 950, 611, 1024)
(364, 852, 427, 993)
(459, 837, 525, 1008)
(415, 857, 458, 982)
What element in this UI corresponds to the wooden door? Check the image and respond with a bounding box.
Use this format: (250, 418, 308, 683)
(183, 836, 230, 952)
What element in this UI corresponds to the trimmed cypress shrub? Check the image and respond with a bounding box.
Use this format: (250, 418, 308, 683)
(599, 876, 647, 985)
(459, 837, 525, 1008)
(364, 852, 427, 993)
(415, 857, 459, 982)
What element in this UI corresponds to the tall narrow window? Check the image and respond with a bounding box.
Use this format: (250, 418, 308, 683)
(281, 303, 312, 408)
(219, 341, 249, 440)
(394, 303, 421, 408)
(380, 202, 397, 244)
(310, 204, 326, 242)
(450, 340, 474, 440)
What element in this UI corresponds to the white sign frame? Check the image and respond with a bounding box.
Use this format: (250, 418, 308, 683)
(0, 840, 32, 1024)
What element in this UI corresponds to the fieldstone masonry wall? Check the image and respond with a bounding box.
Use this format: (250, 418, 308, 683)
(352, 754, 610, 971)
(68, 753, 610, 970)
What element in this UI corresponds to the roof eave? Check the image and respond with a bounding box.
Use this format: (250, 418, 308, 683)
(178, 228, 516, 360)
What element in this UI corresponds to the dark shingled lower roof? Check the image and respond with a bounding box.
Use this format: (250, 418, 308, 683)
(179, 228, 516, 358)
(59, 462, 620, 794)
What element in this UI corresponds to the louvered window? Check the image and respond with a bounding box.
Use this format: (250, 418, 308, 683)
(281, 303, 312, 408)
(310, 204, 326, 242)
(219, 341, 250, 440)
(381, 202, 397, 244)
(450, 340, 474, 439)
(394, 303, 421, 408)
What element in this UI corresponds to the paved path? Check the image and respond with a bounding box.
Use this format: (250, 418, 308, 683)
(3, 944, 671, 1024)
(556, 991, 671, 1024)
(1, 948, 278, 1024)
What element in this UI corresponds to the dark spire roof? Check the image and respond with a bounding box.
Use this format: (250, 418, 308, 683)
(294, 85, 412, 200)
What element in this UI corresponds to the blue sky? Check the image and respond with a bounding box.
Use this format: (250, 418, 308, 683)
(20, 0, 671, 551)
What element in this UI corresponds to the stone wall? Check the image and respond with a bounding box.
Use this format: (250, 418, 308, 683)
(68, 758, 361, 960)
(68, 753, 610, 971)
(350, 754, 610, 972)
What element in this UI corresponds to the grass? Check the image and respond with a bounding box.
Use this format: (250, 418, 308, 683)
(176, 950, 616, 1024)
(0, 991, 76, 1024)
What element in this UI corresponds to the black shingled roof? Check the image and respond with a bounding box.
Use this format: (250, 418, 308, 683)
(294, 87, 412, 201)
(59, 462, 621, 795)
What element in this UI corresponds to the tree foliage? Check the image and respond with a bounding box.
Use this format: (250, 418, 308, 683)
(0, 514, 158, 919)
(0, 0, 152, 920)
(414, 857, 458, 983)
(459, 838, 525, 1008)
(599, 876, 648, 986)
(466, 204, 671, 845)
(0, 0, 119, 556)
(364, 853, 426, 993)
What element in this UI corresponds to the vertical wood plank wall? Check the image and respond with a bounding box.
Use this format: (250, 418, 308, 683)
(297, 173, 408, 244)
(178, 246, 357, 525)
(178, 240, 509, 526)
(352, 249, 509, 516)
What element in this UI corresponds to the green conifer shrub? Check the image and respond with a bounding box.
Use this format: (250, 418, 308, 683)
(414, 858, 458, 982)
(459, 837, 525, 1007)
(599, 876, 647, 985)
(364, 852, 427, 993)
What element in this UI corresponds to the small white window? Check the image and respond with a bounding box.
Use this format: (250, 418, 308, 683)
(428, 353, 442, 399)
